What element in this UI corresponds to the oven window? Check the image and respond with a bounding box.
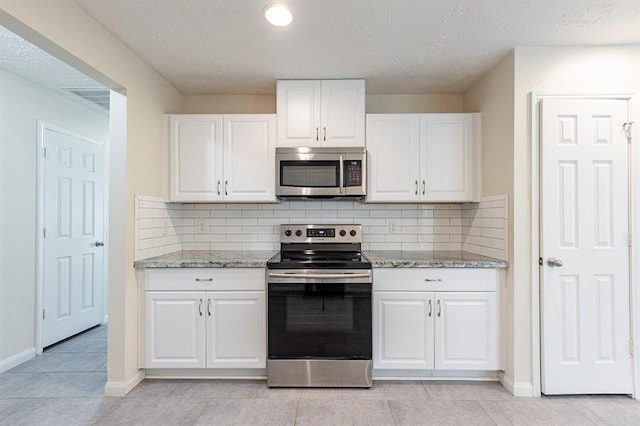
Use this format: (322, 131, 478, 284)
(268, 283, 372, 360)
(280, 160, 340, 188)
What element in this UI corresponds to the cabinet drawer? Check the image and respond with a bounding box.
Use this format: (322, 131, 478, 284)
(144, 268, 265, 291)
(373, 268, 496, 292)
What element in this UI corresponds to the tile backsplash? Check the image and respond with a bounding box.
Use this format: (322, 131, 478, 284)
(135, 194, 508, 261)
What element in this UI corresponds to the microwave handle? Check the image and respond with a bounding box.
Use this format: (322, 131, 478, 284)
(339, 155, 344, 194)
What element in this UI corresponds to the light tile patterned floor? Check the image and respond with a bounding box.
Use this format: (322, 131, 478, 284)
(1, 326, 640, 425)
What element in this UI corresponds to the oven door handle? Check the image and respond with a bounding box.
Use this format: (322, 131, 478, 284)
(268, 272, 372, 279)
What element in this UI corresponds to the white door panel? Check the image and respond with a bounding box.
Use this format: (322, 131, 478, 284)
(541, 98, 632, 394)
(205, 292, 266, 368)
(434, 292, 497, 370)
(373, 292, 434, 370)
(145, 292, 205, 368)
(42, 127, 104, 347)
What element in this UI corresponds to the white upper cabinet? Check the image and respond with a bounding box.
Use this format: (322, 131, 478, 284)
(168, 114, 276, 202)
(366, 113, 481, 202)
(421, 114, 475, 201)
(366, 114, 421, 202)
(223, 115, 276, 202)
(169, 115, 223, 202)
(277, 80, 365, 147)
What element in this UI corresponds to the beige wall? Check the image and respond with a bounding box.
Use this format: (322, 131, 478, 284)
(0, 0, 181, 394)
(366, 94, 463, 113)
(180, 93, 464, 114)
(463, 52, 517, 391)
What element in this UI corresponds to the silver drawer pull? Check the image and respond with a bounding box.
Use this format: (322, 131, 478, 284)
(428, 299, 432, 317)
(424, 278, 442, 282)
(437, 300, 442, 317)
(198, 299, 203, 316)
(195, 278, 213, 282)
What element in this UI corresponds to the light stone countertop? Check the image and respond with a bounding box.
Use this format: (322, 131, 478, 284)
(134, 249, 506, 269)
(133, 250, 277, 268)
(366, 250, 507, 268)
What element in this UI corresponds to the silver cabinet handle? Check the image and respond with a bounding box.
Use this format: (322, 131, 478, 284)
(94, 241, 104, 247)
(207, 299, 212, 316)
(316, 127, 319, 141)
(217, 180, 221, 195)
(437, 300, 442, 317)
(547, 257, 563, 267)
(195, 278, 213, 282)
(428, 299, 432, 317)
(415, 180, 418, 196)
(198, 299, 203, 316)
(224, 180, 228, 196)
(424, 278, 442, 282)
(323, 127, 327, 142)
(339, 154, 344, 194)
(422, 180, 426, 195)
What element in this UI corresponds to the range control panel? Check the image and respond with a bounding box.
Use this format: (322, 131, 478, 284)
(280, 224, 362, 243)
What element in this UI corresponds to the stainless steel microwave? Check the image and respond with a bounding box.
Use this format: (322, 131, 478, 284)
(275, 147, 367, 199)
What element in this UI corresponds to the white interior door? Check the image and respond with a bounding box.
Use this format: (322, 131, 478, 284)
(42, 126, 105, 347)
(540, 98, 633, 394)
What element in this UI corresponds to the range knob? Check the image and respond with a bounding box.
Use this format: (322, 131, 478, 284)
(295, 229, 303, 237)
(339, 230, 346, 237)
(284, 229, 292, 237)
(350, 229, 357, 237)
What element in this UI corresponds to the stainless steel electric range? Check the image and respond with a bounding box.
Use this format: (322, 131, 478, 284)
(266, 224, 372, 388)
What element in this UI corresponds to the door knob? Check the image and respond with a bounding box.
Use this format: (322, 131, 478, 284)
(94, 241, 104, 247)
(547, 257, 563, 267)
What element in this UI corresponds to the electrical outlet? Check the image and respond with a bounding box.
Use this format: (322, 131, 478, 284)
(389, 220, 400, 234)
(196, 219, 207, 234)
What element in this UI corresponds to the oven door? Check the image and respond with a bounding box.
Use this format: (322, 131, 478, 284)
(267, 269, 372, 360)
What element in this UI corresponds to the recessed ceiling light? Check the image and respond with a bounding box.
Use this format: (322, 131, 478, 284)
(264, 5, 292, 27)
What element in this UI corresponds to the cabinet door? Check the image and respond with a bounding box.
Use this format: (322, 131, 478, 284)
(169, 115, 223, 202)
(420, 114, 474, 201)
(434, 292, 497, 370)
(276, 80, 321, 147)
(205, 291, 266, 368)
(373, 292, 434, 370)
(223, 115, 276, 202)
(320, 80, 365, 147)
(145, 291, 205, 368)
(366, 114, 420, 202)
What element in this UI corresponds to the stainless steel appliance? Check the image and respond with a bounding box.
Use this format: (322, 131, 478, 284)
(266, 224, 372, 388)
(275, 147, 366, 199)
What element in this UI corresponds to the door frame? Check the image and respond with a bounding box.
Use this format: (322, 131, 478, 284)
(530, 92, 639, 399)
(35, 120, 109, 354)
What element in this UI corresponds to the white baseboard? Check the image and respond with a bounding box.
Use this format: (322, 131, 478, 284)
(104, 369, 145, 397)
(0, 348, 36, 374)
(498, 371, 534, 397)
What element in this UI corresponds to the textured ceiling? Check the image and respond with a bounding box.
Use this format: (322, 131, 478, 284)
(2, 1, 640, 96)
(0, 25, 108, 108)
(74, 0, 640, 95)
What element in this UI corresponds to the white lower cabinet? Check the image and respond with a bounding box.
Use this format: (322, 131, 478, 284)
(142, 269, 266, 370)
(373, 269, 499, 372)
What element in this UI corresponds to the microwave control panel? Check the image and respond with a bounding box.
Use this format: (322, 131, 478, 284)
(343, 160, 362, 187)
